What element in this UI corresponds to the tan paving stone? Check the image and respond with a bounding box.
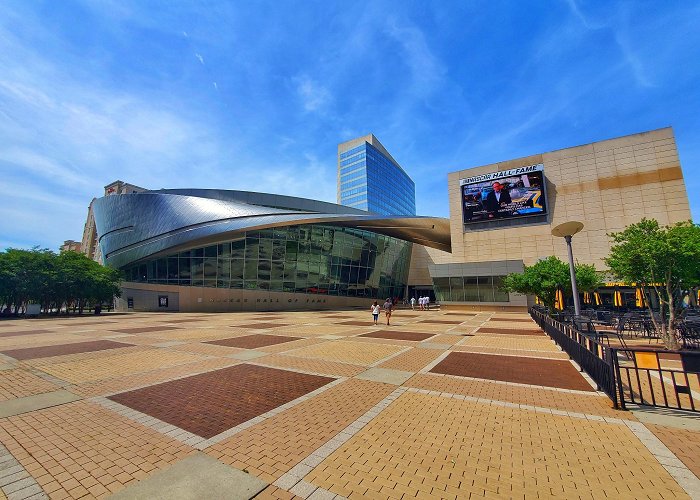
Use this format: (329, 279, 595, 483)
(0, 400, 195, 499)
(378, 348, 444, 372)
(287, 340, 405, 366)
(255, 354, 365, 377)
(453, 344, 570, 359)
(460, 333, 561, 352)
(206, 379, 394, 484)
(0, 333, 89, 350)
(405, 373, 630, 418)
(0, 369, 58, 401)
(36, 348, 207, 384)
(70, 358, 241, 397)
(646, 424, 700, 480)
(306, 392, 687, 499)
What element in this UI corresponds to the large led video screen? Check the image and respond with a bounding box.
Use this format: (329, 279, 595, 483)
(460, 164, 547, 224)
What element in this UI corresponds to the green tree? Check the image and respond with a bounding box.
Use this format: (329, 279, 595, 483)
(0, 248, 122, 316)
(501, 256, 603, 311)
(605, 219, 700, 349)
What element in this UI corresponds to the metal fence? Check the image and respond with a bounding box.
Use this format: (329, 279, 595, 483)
(530, 308, 620, 408)
(530, 307, 700, 412)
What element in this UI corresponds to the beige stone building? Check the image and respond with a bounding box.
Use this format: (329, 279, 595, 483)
(429, 127, 691, 310)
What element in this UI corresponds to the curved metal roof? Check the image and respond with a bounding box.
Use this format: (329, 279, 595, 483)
(93, 190, 451, 268)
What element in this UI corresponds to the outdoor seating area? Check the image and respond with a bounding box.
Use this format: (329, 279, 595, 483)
(549, 307, 700, 350)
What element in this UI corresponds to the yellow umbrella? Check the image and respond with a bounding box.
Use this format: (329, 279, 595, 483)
(555, 289, 565, 311)
(535, 296, 542, 305)
(594, 292, 602, 306)
(613, 289, 623, 308)
(635, 288, 645, 308)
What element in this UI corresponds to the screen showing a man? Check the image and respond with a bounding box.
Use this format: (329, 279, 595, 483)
(460, 164, 547, 224)
(485, 182, 512, 218)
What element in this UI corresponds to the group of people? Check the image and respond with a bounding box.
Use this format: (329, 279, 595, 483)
(410, 296, 430, 310)
(370, 295, 433, 326)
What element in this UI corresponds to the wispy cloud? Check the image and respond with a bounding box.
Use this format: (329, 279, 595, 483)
(293, 74, 332, 113)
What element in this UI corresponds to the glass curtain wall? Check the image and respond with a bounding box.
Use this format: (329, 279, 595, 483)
(123, 224, 412, 299)
(432, 276, 510, 303)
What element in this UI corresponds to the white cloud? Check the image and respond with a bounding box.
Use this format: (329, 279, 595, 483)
(195, 53, 205, 65)
(293, 74, 332, 113)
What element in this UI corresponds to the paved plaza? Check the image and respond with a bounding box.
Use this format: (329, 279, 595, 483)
(0, 309, 697, 499)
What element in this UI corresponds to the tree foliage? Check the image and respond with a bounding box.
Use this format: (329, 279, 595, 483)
(605, 219, 700, 349)
(0, 248, 122, 316)
(501, 256, 603, 311)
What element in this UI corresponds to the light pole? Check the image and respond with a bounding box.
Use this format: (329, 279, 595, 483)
(551, 221, 584, 317)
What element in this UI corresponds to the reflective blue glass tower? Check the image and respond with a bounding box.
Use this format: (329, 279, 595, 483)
(337, 134, 416, 215)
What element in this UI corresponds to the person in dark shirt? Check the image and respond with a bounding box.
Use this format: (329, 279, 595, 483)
(485, 181, 512, 218)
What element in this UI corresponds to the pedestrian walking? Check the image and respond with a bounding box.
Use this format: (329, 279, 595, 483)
(410, 297, 416, 310)
(370, 301, 381, 325)
(383, 297, 393, 325)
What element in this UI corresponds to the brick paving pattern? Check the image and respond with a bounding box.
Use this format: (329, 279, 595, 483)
(305, 392, 687, 499)
(419, 319, 463, 325)
(1, 340, 131, 361)
(207, 379, 393, 483)
(0, 310, 694, 499)
(646, 424, 700, 479)
(109, 364, 334, 438)
(0, 329, 52, 338)
(206, 334, 302, 349)
(38, 348, 205, 384)
(232, 323, 289, 329)
(0, 369, 58, 401)
(359, 330, 434, 342)
(108, 326, 181, 334)
(431, 351, 595, 391)
(255, 354, 365, 378)
(288, 341, 405, 366)
(0, 401, 195, 499)
(476, 326, 544, 336)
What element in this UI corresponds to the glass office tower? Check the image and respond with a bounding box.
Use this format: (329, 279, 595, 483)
(337, 134, 416, 215)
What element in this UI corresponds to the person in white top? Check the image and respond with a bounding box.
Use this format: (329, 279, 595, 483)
(370, 301, 381, 325)
(410, 297, 416, 310)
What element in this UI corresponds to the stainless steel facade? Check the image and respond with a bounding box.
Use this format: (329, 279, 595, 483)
(92, 189, 450, 308)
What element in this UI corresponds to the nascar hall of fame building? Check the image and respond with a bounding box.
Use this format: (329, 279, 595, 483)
(77, 127, 691, 311)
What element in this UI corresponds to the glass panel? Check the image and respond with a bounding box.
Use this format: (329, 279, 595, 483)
(167, 258, 178, 280)
(218, 243, 231, 258)
(478, 276, 494, 302)
(156, 259, 167, 280)
(245, 237, 259, 260)
(492, 276, 510, 302)
(179, 258, 191, 281)
(259, 238, 272, 260)
(244, 259, 257, 280)
(271, 261, 284, 281)
(464, 277, 479, 301)
(217, 259, 231, 281)
(203, 258, 217, 279)
(449, 277, 464, 301)
(231, 259, 244, 280)
(272, 240, 285, 261)
(231, 239, 245, 258)
(191, 258, 204, 281)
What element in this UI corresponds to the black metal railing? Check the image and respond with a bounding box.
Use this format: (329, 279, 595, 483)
(530, 307, 700, 412)
(530, 307, 620, 408)
(616, 350, 699, 411)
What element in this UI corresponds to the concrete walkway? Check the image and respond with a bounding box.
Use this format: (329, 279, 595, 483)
(0, 309, 696, 499)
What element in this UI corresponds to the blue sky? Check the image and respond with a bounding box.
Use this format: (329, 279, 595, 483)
(1, 0, 699, 250)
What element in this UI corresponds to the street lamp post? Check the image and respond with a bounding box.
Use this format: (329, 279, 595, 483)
(551, 221, 584, 317)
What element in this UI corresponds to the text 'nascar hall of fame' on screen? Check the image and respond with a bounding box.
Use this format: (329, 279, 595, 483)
(460, 164, 548, 224)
